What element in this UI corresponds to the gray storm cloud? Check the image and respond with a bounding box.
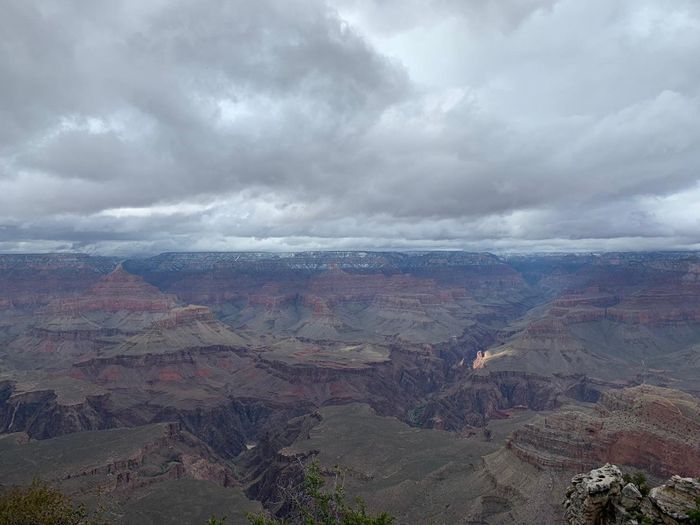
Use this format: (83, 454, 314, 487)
(1, 0, 699, 254)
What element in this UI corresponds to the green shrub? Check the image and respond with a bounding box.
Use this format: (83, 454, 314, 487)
(623, 471, 650, 496)
(688, 497, 700, 525)
(245, 461, 394, 525)
(0, 480, 108, 525)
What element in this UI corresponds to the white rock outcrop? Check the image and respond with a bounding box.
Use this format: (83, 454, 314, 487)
(565, 465, 700, 525)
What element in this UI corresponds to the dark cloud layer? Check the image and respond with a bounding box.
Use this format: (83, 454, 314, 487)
(1, 0, 699, 254)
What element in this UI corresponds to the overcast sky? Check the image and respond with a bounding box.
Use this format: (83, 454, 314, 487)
(1, 0, 699, 255)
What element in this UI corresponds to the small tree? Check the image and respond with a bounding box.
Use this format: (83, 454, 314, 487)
(631, 472, 650, 496)
(246, 461, 394, 525)
(0, 480, 108, 525)
(623, 471, 650, 496)
(688, 497, 700, 525)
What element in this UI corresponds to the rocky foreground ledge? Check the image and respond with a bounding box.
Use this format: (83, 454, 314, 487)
(565, 464, 700, 524)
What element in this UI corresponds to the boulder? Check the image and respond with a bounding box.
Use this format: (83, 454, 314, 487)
(564, 464, 626, 525)
(620, 483, 642, 510)
(645, 475, 700, 522)
(565, 465, 700, 525)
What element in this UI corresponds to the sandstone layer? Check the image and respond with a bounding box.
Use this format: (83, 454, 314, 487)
(509, 385, 700, 478)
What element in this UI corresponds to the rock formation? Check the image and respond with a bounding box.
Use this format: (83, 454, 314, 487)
(509, 385, 700, 478)
(49, 263, 177, 314)
(564, 464, 700, 525)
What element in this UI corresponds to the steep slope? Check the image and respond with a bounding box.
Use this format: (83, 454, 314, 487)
(256, 403, 554, 525)
(0, 254, 118, 307)
(1, 265, 180, 370)
(112, 305, 250, 355)
(0, 421, 261, 524)
(508, 385, 700, 477)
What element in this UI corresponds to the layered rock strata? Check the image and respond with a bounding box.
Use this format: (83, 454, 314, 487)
(509, 385, 700, 477)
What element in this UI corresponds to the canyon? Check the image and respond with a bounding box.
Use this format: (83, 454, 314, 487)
(1, 251, 700, 523)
